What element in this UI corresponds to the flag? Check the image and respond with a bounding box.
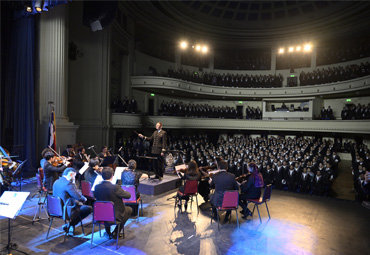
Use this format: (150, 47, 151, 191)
(48, 110, 56, 151)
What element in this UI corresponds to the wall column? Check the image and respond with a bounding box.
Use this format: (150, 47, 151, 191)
(38, 4, 78, 152)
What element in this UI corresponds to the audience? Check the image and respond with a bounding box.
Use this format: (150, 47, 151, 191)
(299, 62, 370, 86)
(118, 133, 344, 197)
(111, 97, 138, 114)
(320, 106, 335, 120)
(341, 104, 370, 120)
(166, 67, 283, 88)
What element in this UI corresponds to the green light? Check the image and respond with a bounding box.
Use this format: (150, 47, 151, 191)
(239, 101, 243, 104)
(290, 75, 295, 77)
(346, 99, 351, 102)
(151, 93, 155, 97)
(194, 72, 198, 75)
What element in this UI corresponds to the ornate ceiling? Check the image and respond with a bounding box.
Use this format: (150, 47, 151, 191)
(122, 1, 370, 49)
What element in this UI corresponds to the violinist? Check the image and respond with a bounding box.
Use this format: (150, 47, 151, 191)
(43, 152, 70, 191)
(117, 159, 147, 199)
(40, 148, 53, 169)
(198, 156, 224, 203)
(176, 160, 201, 211)
(97, 146, 112, 158)
(73, 147, 88, 171)
(61, 145, 75, 158)
(83, 158, 102, 185)
(238, 163, 264, 219)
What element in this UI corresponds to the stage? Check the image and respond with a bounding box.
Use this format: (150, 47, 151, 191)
(0, 178, 369, 255)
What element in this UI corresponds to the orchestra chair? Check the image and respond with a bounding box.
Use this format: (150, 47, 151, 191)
(121, 185, 143, 223)
(32, 170, 50, 224)
(81, 180, 96, 203)
(211, 191, 239, 231)
(46, 195, 85, 242)
(91, 201, 122, 250)
(246, 184, 272, 224)
(46, 195, 67, 241)
(174, 180, 199, 214)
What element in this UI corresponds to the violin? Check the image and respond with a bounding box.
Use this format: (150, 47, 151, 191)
(51, 156, 68, 167)
(236, 173, 252, 183)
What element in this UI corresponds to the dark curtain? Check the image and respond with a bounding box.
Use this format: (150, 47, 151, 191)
(4, 16, 36, 172)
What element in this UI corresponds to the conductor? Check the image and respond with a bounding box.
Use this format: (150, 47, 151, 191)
(138, 122, 167, 181)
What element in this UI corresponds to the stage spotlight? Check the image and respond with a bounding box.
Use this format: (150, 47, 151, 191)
(288, 47, 294, 53)
(180, 41, 188, 49)
(35, 0, 43, 12)
(26, 5, 33, 12)
(278, 48, 284, 54)
(201, 46, 208, 53)
(195, 45, 201, 51)
(296, 46, 301, 51)
(304, 44, 312, 52)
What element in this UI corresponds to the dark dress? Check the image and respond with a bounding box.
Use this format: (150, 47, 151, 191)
(239, 174, 263, 214)
(43, 161, 67, 191)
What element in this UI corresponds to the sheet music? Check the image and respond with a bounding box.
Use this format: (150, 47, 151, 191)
(0, 191, 30, 219)
(91, 167, 127, 191)
(79, 162, 89, 175)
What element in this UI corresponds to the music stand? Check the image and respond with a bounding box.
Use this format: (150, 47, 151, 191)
(12, 159, 27, 191)
(100, 156, 116, 167)
(138, 156, 157, 180)
(0, 191, 30, 255)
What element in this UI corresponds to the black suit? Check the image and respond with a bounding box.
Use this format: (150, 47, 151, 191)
(146, 129, 167, 177)
(53, 176, 92, 226)
(210, 170, 239, 207)
(94, 181, 132, 235)
(43, 161, 67, 191)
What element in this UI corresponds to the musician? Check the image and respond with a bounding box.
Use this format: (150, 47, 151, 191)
(40, 148, 53, 169)
(117, 159, 146, 199)
(238, 163, 264, 219)
(53, 168, 92, 235)
(97, 146, 112, 158)
(198, 156, 223, 203)
(83, 158, 102, 185)
(73, 147, 87, 171)
(138, 122, 167, 181)
(209, 160, 239, 223)
(61, 145, 75, 158)
(176, 160, 201, 211)
(43, 152, 70, 191)
(94, 167, 132, 239)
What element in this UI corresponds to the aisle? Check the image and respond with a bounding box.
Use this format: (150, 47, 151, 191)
(331, 160, 355, 200)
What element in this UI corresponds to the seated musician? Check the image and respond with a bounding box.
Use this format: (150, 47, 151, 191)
(209, 160, 239, 223)
(43, 152, 70, 191)
(238, 162, 264, 219)
(117, 159, 147, 199)
(97, 145, 112, 158)
(61, 145, 75, 158)
(198, 156, 224, 203)
(83, 158, 102, 185)
(40, 148, 53, 169)
(176, 160, 201, 211)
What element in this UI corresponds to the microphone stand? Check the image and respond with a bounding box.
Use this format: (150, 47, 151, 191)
(89, 146, 99, 157)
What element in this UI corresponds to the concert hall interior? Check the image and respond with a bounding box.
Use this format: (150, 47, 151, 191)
(1, 1, 370, 255)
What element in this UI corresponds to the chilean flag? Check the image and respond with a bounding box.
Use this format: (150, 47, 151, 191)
(48, 110, 56, 151)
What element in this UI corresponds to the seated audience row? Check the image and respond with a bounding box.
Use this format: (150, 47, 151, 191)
(118, 133, 340, 197)
(299, 62, 370, 86)
(341, 104, 370, 120)
(158, 100, 239, 119)
(317, 38, 370, 66)
(166, 67, 283, 88)
(111, 97, 138, 114)
(350, 142, 370, 202)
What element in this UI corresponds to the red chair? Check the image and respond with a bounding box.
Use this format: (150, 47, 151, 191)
(246, 184, 272, 223)
(211, 191, 239, 231)
(121, 185, 143, 223)
(81, 180, 96, 201)
(91, 201, 122, 250)
(175, 180, 199, 213)
(32, 171, 50, 224)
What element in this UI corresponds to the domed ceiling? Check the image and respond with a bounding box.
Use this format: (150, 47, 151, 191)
(122, 0, 370, 49)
